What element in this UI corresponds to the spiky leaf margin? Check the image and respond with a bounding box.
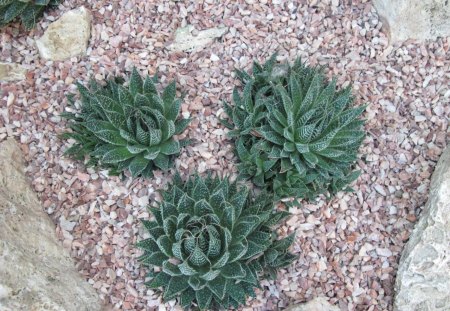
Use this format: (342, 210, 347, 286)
(223, 53, 366, 201)
(61, 67, 191, 178)
(137, 173, 296, 310)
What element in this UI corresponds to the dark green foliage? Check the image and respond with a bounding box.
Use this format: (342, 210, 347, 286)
(61, 68, 191, 178)
(222, 54, 366, 201)
(137, 174, 296, 310)
(0, 0, 61, 29)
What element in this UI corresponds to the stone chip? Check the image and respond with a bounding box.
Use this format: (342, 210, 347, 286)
(169, 25, 228, 52)
(284, 297, 340, 311)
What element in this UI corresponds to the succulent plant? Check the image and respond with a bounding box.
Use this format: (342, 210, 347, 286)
(137, 173, 296, 310)
(61, 68, 191, 178)
(0, 0, 61, 29)
(222, 54, 366, 201)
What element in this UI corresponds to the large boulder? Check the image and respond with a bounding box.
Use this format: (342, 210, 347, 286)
(36, 6, 92, 61)
(394, 146, 450, 310)
(373, 0, 450, 42)
(284, 297, 340, 311)
(0, 139, 102, 311)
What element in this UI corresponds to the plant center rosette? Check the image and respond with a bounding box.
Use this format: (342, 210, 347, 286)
(137, 174, 296, 310)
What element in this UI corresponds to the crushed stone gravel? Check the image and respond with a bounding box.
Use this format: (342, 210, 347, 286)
(1, 0, 449, 310)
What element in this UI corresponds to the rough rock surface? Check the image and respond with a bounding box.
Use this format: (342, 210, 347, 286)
(169, 25, 228, 52)
(0, 63, 27, 82)
(394, 146, 450, 311)
(0, 139, 102, 311)
(373, 0, 450, 42)
(284, 297, 341, 311)
(36, 7, 92, 61)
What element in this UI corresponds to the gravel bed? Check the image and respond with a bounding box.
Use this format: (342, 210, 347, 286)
(1, 0, 449, 310)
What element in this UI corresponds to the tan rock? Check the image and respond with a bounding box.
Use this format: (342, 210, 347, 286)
(373, 0, 450, 42)
(0, 63, 27, 82)
(284, 297, 340, 311)
(0, 139, 102, 311)
(169, 25, 228, 52)
(36, 7, 92, 61)
(394, 146, 450, 311)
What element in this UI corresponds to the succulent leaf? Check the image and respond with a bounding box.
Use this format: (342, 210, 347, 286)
(0, 0, 60, 29)
(223, 54, 366, 200)
(138, 174, 296, 310)
(61, 67, 191, 178)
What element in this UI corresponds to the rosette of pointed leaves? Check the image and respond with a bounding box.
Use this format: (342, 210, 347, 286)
(61, 68, 191, 178)
(0, 0, 61, 29)
(137, 174, 296, 310)
(222, 54, 366, 200)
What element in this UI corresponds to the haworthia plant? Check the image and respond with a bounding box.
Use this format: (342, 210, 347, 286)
(0, 0, 61, 29)
(137, 173, 296, 310)
(222, 54, 366, 201)
(61, 68, 191, 178)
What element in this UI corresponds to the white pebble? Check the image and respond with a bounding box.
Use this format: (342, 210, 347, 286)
(110, 211, 117, 220)
(374, 184, 387, 196)
(376, 248, 393, 257)
(210, 54, 220, 62)
(389, 206, 398, 215)
(415, 115, 426, 122)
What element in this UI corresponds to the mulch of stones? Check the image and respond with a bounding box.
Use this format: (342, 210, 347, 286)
(1, 0, 449, 310)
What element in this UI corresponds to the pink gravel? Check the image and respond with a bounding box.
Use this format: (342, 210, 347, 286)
(1, 0, 449, 310)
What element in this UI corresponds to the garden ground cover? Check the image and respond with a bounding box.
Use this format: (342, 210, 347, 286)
(1, 0, 449, 310)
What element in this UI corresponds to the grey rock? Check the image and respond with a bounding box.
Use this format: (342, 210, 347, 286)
(59, 215, 77, 232)
(373, 0, 450, 42)
(36, 7, 92, 61)
(169, 25, 227, 52)
(285, 297, 341, 311)
(0, 63, 27, 82)
(394, 146, 450, 311)
(0, 139, 102, 311)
